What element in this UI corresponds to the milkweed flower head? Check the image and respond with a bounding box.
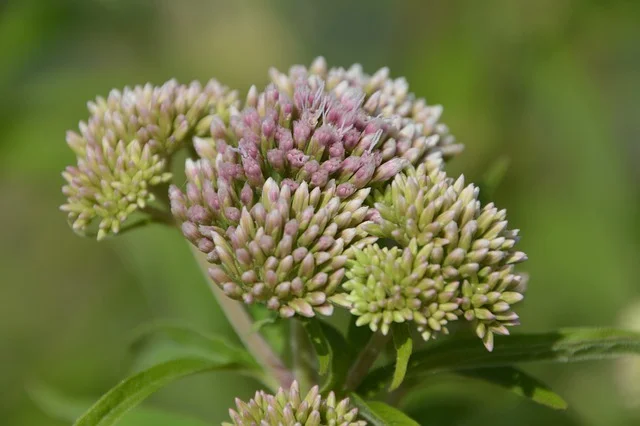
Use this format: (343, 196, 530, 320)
(169, 79, 442, 247)
(61, 59, 529, 349)
(61, 79, 238, 240)
(269, 56, 463, 162)
(333, 164, 527, 350)
(222, 381, 366, 426)
(190, 81, 442, 197)
(169, 81, 441, 317)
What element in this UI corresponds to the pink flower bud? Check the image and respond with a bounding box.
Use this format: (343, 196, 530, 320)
(286, 149, 309, 169)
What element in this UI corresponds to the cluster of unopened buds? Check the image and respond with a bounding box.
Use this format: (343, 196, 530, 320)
(224, 381, 365, 426)
(61, 57, 527, 424)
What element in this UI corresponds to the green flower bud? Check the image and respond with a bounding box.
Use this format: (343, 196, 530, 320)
(61, 79, 238, 240)
(222, 381, 366, 426)
(335, 240, 460, 339)
(347, 164, 527, 349)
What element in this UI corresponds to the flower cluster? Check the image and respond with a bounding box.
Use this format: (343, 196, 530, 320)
(171, 176, 375, 317)
(223, 381, 366, 426)
(195, 80, 442, 196)
(61, 79, 238, 240)
(269, 56, 463, 161)
(334, 242, 460, 338)
(169, 79, 440, 317)
(62, 58, 528, 349)
(335, 164, 527, 350)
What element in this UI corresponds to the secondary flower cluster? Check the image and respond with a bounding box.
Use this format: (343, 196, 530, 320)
(269, 57, 463, 160)
(61, 79, 238, 240)
(61, 57, 528, 351)
(172, 176, 375, 318)
(334, 164, 527, 350)
(223, 381, 365, 426)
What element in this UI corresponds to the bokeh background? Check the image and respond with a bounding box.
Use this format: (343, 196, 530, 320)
(1, 0, 639, 425)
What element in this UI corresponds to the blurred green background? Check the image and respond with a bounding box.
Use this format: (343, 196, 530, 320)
(1, 0, 639, 425)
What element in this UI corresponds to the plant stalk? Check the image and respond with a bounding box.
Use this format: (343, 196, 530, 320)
(142, 205, 175, 226)
(345, 332, 390, 391)
(190, 246, 294, 390)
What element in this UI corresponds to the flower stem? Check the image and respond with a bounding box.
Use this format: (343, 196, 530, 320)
(142, 205, 175, 226)
(345, 332, 390, 391)
(190, 245, 294, 390)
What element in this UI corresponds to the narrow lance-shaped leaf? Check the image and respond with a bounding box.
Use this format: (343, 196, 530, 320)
(302, 319, 332, 376)
(27, 381, 210, 426)
(389, 324, 413, 391)
(350, 393, 420, 426)
(247, 305, 287, 356)
(129, 320, 258, 367)
(359, 328, 640, 395)
(348, 314, 374, 352)
(456, 367, 568, 410)
(302, 318, 353, 393)
(251, 316, 279, 333)
(73, 357, 241, 426)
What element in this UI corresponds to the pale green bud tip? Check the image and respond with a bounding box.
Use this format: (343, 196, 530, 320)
(61, 79, 238, 239)
(221, 381, 366, 426)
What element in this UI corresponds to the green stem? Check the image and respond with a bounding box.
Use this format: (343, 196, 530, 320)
(385, 387, 408, 406)
(345, 332, 390, 391)
(291, 319, 316, 393)
(141, 205, 175, 226)
(190, 246, 294, 390)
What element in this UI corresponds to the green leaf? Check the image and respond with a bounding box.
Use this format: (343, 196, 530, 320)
(129, 320, 258, 367)
(457, 367, 568, 410)
(27, 381, 210, 426)
(251, 316, 278, 333)
(302, 319, 352, 393)
(247, 304, 287, 355)
(73, 357, 239, 426)
(302, 319, 332, 376)
(389, 324, 413, 391)
(348, 312, 374, 352)
(359, 327, 640, 395)
(27, 381, 90, 421)
(350, 393, 420, 426)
